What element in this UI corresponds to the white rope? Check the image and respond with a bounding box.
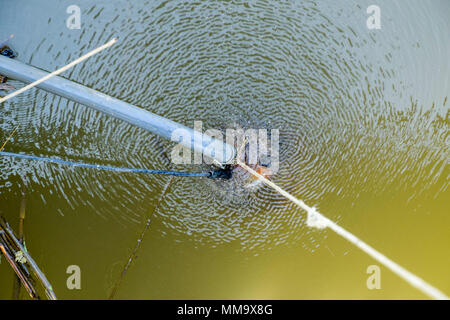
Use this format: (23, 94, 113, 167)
(0, 38, 117, 104)
(237, 160, 449, 300)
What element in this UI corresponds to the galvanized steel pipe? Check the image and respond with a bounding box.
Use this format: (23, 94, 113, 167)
(0, 55, 236, 164)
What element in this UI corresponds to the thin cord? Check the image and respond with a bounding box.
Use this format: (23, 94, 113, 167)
(0, 38, 117, 104)
(0, 126, 18, 152)
(0, 151, 210, 178)
(0, 34, 14, 48)
(237, 159, 449, 300)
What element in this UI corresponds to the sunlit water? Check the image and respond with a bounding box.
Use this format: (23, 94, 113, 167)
(0, 0, 448, 299)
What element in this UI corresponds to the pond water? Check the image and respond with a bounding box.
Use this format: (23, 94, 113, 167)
(0, 0, 448, 299)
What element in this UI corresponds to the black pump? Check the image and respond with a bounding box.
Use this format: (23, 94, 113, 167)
(208, 165, 233, 180)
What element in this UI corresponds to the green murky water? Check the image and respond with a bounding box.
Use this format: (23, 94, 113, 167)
(0, 0, 449, 299)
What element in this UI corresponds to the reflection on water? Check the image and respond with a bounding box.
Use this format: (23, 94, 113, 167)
(0, 0, 449, 299)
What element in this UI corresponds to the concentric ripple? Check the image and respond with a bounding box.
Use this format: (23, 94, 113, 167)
(0, 0, 448, 252)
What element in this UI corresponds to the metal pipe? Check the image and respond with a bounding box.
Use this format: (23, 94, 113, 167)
(0, 56, 236, 164)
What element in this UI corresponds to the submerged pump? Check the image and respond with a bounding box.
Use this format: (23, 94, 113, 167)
(208, 165, 233, 180)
